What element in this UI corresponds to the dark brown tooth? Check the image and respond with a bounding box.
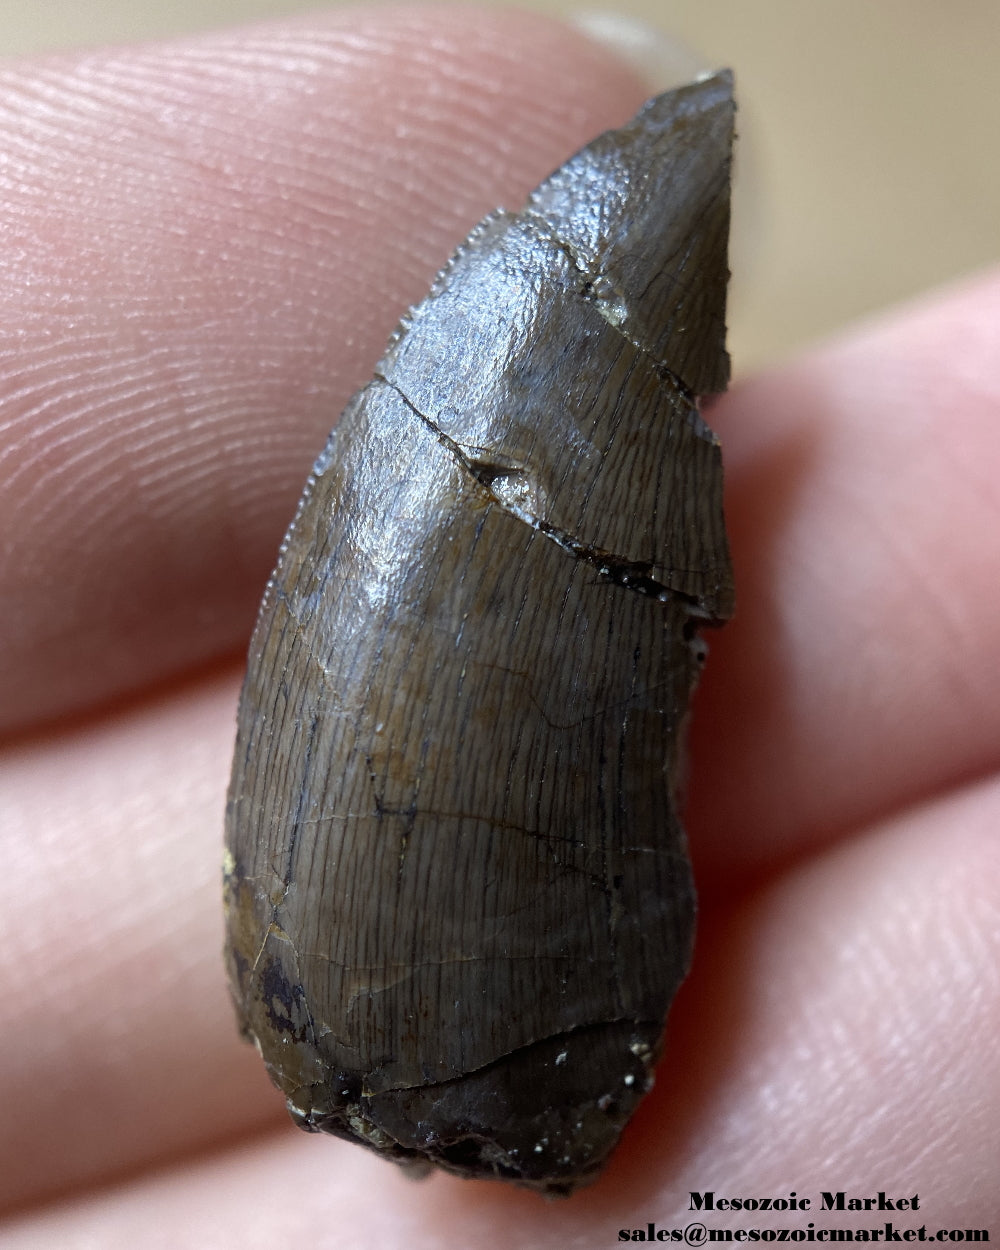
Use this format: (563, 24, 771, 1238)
(224, 70, 735, 1195)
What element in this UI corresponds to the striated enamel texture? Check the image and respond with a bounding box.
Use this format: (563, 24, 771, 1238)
(225, 71, 735, 1194)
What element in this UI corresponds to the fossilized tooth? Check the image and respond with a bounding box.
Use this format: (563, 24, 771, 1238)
(225, 70, 735, 1195)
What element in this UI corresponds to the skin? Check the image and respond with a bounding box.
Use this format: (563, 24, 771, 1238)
(0, 7, 997, 1245)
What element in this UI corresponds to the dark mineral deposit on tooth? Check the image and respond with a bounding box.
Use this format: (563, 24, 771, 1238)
(225, 70, 735, 1195)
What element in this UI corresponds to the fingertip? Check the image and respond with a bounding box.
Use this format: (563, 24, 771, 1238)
(0, 5, 651, 734)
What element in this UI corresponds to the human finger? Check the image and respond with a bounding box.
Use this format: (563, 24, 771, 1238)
(4, 767, 997, 1243)
(689, 268, 1000, 882)
(0, 5, 648, 735)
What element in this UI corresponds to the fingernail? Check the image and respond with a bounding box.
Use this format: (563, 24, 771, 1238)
(571, 11, 763, 373)
(569, 11, 712, 93)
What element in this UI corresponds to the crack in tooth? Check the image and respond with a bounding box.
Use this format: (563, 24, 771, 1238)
(374, 375, 700, 608)
(520, 211, 699, 405)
